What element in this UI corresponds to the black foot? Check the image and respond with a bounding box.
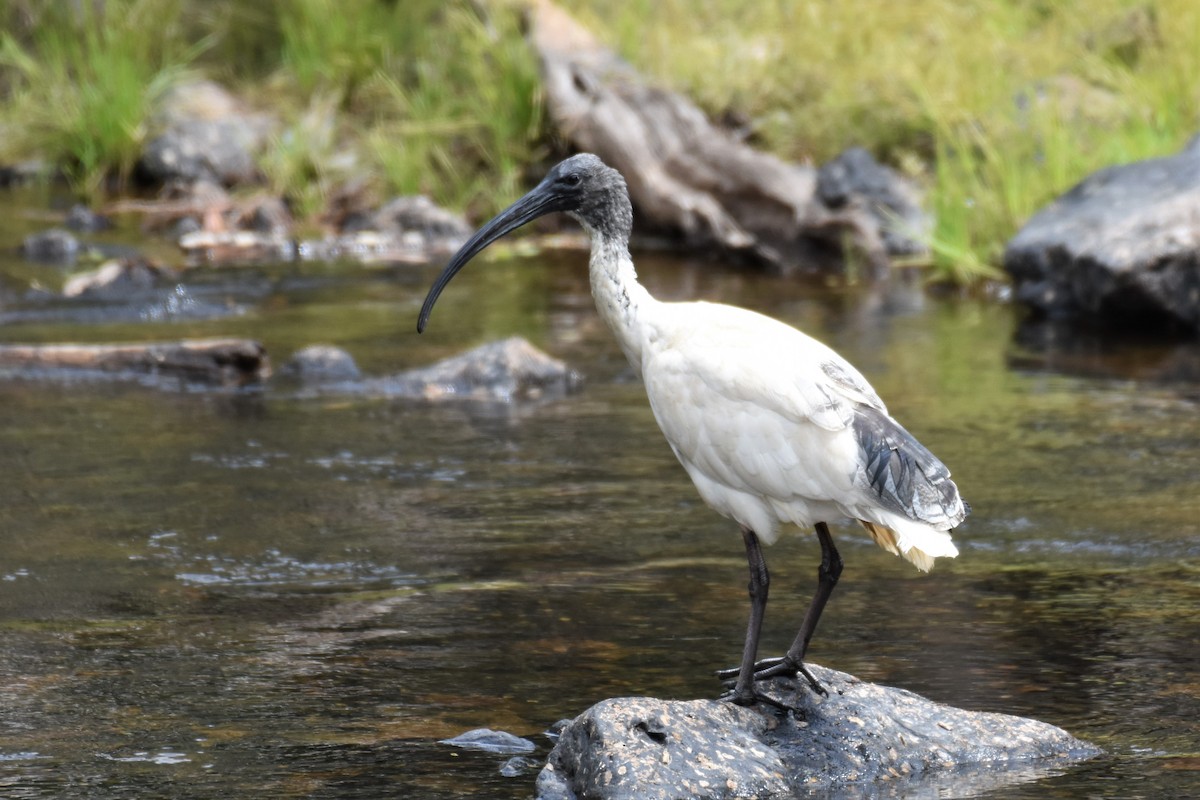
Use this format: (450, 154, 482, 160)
(715, 656, 787, 681)
(716, 657, 829, 697)
(719, 687, 793, 715)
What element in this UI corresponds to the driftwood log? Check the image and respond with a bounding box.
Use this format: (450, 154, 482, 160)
(526, 0, 892, 275)
(0, 338, 269, 387)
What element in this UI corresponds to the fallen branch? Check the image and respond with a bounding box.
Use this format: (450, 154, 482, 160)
(0, 338, 269, 386)
(526, 0, 891, 275)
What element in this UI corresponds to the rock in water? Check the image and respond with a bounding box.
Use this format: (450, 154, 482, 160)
(439, 728, 537, 755)
(279, 345, 362, 383)
(1004, 135, 1200, 335)
(383, 337, 581, 402)
(536, 666, 1100, 800)
(21, 228, 80, 264)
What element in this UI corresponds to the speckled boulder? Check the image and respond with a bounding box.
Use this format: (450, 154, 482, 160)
(536, 665, 1100, 799)
(538, 698, 789, 800)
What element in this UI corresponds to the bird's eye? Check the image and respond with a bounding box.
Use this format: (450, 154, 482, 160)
(560, 172, 582, 187)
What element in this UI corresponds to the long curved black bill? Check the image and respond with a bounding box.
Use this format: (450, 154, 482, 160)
(417, 183, 559, 333)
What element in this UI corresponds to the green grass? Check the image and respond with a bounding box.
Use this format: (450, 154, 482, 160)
(562, 0, 1200, 282)
(0, 0, 203, 195)
(365, 3, 544, 214)
(0, 0, 1196, 283)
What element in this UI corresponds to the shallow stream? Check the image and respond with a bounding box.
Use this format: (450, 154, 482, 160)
(0, 194, 1197, 798)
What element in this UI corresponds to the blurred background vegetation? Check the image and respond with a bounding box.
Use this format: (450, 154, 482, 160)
(0, 0, 1196, 284)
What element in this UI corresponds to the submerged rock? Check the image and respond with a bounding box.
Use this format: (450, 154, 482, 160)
(280, 345, 362, 383)
(287, 337, 581, 402)
(536, 665, 1099, 800)
(439, 728, 537, 755)
(501, 756, 542, 777)
(1004, 135, 1200, 335)
(386, 337, 581, 402)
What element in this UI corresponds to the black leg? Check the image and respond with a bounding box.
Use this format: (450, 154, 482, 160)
(727, 526, 769, 706)
(753, 522, 843, 694)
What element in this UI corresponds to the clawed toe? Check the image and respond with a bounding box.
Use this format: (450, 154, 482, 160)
(719, 687, 793, 714)
(714, 656, 789, 682)
(716, 657, 829, 697)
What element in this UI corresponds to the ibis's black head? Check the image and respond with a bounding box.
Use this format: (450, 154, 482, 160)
(417, 153, 631, 333)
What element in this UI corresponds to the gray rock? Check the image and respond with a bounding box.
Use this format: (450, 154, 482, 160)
(138, 80, 273, 187)
(1004, 135, 1200, 335)
(284, 338, 580, 403)
(818, 147, 930, 257)
(384, 337, 581, 402)
(439, 727, 537, 754)
(330, 195, 471, 261)
(537, 666, 1099, 799)
(364, 195, 471, 241)
(280, 345, 362, 383)
(140, 119, 260, 186)
(21, 228, 80, 264)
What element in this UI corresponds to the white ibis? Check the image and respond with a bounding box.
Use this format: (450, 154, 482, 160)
(418, 154, 968, 707)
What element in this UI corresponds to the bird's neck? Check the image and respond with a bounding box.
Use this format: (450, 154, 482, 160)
(587, 232, 656, 374)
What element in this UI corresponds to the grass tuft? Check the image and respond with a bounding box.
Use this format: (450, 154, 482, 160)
(0, 0, 205, 195)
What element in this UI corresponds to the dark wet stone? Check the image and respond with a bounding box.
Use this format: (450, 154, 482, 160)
(21, 228, 80, 264)
(279, 345, 362, 383)
(0, 158, 53, 186)
(1004, 134, 1200, 335)
(817, 147, 930, 257)
(65, 204, 111, 232)
(248, 196, 293, 235)
(439, 728, 537, 755)
(536, 665, 1100, 799)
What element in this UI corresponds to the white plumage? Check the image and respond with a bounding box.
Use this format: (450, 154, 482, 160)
(419, 154, 968, 707)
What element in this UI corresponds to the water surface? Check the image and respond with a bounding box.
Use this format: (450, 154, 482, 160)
(0, 202, 1197, 798)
